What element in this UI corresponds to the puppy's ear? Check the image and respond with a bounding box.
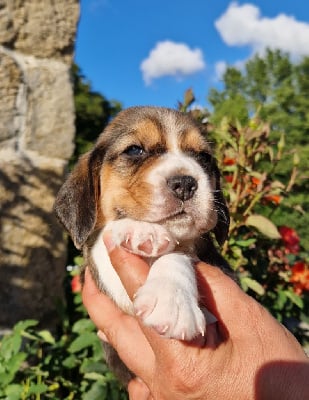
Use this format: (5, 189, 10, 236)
(54, 148, 103, 249)
(212, 164, 230, 246)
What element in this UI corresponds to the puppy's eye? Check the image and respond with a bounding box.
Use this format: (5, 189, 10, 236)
(123, 145, 145, 157)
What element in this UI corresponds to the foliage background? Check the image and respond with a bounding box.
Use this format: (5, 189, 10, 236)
(0, 50, 308, 399)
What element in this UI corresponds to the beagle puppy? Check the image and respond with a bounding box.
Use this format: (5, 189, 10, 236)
(55, 106, 230, 383)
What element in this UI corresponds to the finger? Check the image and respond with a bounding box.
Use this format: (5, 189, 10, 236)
(128, 378, 152, 400)
(103, 232, 149, 299)
(82, 268, 155, 380)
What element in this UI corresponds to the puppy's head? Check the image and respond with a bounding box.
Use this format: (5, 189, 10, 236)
(55, 107, 229, 249)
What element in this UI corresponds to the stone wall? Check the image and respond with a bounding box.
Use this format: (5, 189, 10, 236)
(0, 0, 80, 328)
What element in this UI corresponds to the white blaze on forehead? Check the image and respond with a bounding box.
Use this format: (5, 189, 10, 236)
(158, 109, 189, 153)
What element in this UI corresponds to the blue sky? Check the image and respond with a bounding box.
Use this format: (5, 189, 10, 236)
(75, 1, 309, 109)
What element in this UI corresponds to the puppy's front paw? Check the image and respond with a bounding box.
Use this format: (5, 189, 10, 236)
(133, 279, 206, 340)
(105, 219, 175, 257)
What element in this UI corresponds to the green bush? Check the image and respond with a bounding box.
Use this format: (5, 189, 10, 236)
(0, 273, 127, 400)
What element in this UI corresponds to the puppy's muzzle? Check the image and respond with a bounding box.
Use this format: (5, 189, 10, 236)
(167, 175, 198, 201)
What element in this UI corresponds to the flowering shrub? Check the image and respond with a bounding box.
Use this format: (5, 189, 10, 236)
(216, 121, 308, 336)
(180, 91, 308, 343)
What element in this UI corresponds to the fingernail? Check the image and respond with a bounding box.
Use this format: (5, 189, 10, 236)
(103, 231, 116, 253)
(97, 330, 109, 343)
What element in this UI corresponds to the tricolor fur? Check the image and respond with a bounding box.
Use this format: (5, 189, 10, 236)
(55, 106, 230, 383)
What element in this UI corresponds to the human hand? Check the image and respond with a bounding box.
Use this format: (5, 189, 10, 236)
(82, 235, 309, 400)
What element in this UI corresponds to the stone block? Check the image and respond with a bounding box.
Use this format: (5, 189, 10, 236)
(21, 56, 76, 159)
(0, 0, 80, 63)
(0, 150, 68, 327)
(0, 51, 22, 142)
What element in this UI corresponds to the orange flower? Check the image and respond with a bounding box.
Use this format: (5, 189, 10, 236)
(251, 176, 261, 186)
(71, 274, 82, 293)
(290, 261, 309, 295)
(263, 194, 282, 205)
(223, 157, 236, 166)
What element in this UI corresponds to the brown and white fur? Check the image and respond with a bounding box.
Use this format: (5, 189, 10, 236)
(55, 106, 230, 383)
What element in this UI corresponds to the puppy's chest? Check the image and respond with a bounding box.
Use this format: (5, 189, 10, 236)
(88, 218, 207, 341)
(89, 230, 133, 314)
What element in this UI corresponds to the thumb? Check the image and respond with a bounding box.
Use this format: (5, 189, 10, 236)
(103, 231, 150, 299)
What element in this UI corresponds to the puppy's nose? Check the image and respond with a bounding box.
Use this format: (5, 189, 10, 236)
(167, 175, 198, 201)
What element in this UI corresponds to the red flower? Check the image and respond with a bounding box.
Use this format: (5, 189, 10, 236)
(290, 261, 309, 295)
(71, 274, 82, 293)
(263, 194, 282, 205)
(279, 226, 300, 254)
(224, 174, 234, 183)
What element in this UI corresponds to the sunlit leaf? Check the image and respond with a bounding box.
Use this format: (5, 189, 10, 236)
(73, 318, 95, 334)
(4, 384, 23, 400)
(245, 214, 281, 239)
(284, 290, 304, 309)
(240, 277, 265, 295)
(68, 332, 98, 353)
(13, 320, 38, 334)
(38, 330, 55, 344)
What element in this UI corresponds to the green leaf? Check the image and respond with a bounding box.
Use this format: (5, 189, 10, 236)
(240, 277, 265, 295)
(28, 383, 49, 395)
(284, 290, 304, 309)
(276, 290, 287, 310)
(82, 381, 107, 400)
(0, 334, 22, 360)
(13, 319, 38, 334)
(4, 384, 23, 400)
(245, 214, 281, 239)
(73, 318, 95, 333)
(235, 238, 256, 247)
(74, 255, 84, 266)
(0, 353, 27, 386)
(84, 372, 106, 381)
(6, 352, 27, 375)
(68, 332, 98, 353)
(80, 360, 109, 374)
(62, 354, 79, 369)
(37, 330, 55, 344)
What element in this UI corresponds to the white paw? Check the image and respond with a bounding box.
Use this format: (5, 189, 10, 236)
(134, 278, 206, 340)
(104, 219, 175, 257)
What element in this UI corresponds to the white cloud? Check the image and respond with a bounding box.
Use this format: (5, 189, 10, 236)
(140, 41, 206, 85)
(214, 59, 246, 81)
(214, 61, 228, 80)
(215, 2, 309, 57)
